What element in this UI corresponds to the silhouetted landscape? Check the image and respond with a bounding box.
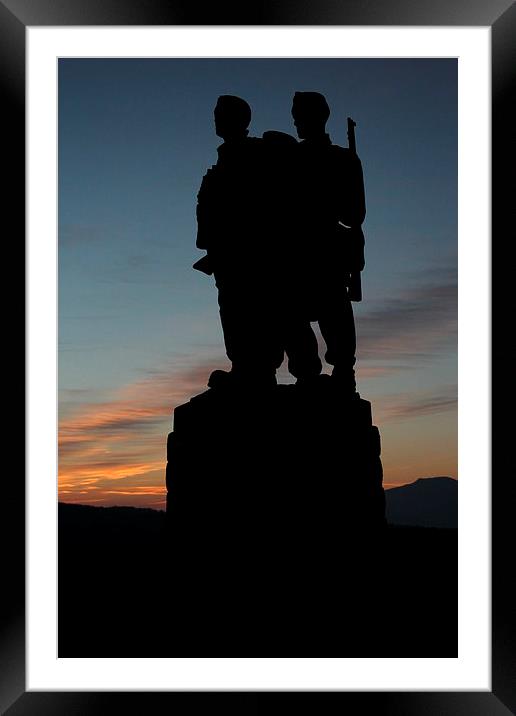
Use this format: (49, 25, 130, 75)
(385, 476, 457, 528)
(59, 478, 457, 657)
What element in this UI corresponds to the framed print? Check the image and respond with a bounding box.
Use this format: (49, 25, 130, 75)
(4, 0, 514, 712)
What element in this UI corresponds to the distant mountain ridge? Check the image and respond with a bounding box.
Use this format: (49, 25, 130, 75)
(58, 477, 458, 530)
(385, 476, 457, 528)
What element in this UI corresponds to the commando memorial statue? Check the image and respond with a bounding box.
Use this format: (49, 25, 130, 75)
(164, 93, 387, 650)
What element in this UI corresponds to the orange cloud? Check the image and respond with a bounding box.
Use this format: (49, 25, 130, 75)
(372, 387, 457, 424)
(58, 361, 224, 508)
(59, 358, 457, 508)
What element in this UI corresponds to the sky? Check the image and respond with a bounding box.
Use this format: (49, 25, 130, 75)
(58, 58, 457, 510)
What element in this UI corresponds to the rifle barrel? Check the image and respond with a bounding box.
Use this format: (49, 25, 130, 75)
(346, 116, 361, 302)
(347, 117, 357, 154)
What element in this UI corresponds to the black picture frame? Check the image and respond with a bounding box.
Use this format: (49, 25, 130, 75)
(5, 0, 514, 712)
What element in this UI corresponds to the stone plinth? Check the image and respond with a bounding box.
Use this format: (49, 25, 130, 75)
(165, 379, 385, 569)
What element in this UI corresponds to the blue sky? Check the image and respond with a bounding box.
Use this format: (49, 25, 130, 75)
(58, 58, 457, 508)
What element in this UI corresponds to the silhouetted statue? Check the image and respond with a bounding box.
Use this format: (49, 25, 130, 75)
(166, 95, 386, 644)
(288, 91, 367, 394)
(195, 93, 367, 392)
(195, 95, 283, 389)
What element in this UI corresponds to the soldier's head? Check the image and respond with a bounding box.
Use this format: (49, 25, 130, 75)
(291, 91, 330, 139)
(214, 95, 252, 141)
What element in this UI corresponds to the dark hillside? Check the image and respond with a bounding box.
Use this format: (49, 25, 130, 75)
(59, 502, 457, 656)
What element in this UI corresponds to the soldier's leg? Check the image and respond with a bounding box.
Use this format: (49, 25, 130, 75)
(284, 319, 322, 381)
(216, 279, 239, 365)
(279, 283, 321, 381)
(216, 276, 257, 378)
(245, 289, 283, 384)
(255, 280, 286, 375)
(318, 296, 357, 389)
(216, 275, 279, 387)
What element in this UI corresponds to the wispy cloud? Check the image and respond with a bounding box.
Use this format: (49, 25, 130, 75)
(357, 269, 457, 365)
(374, 386, 457, 424)
(58, 359, 226, 507)
(59, 223, 107, 246)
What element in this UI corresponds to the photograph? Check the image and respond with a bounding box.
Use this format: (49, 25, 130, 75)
(4, 0, 514, 710)
(57, 56, 458, 656)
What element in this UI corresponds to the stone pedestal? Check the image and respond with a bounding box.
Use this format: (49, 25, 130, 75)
(165, 379, 385, 570)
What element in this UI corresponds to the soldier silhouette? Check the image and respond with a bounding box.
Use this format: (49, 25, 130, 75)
(288, 91, 366, 394)
(195, 95, 283, 388)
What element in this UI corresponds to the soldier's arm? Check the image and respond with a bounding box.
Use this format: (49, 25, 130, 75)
(338, 149, 366, 228)
(196, 190, 211, 249)
(335, 149, 366, 274)
(195, 168, 215, 250)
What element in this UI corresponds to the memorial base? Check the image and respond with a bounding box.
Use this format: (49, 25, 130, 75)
(166, 379, 385, 569)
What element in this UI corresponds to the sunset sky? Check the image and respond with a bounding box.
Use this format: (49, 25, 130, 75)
(58, 58, 457, 510)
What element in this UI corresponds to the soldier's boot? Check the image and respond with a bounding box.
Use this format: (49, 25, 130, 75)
(208, 367, 277, 391)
